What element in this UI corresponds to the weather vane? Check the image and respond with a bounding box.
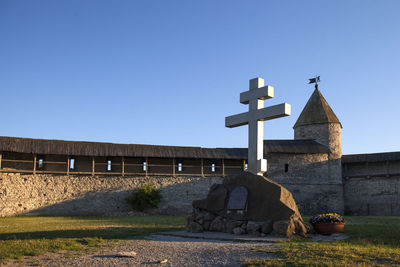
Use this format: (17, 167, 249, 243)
(308, 76, 320, 89)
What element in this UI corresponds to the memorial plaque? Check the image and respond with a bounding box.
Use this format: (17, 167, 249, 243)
(227, 186, 248, 210)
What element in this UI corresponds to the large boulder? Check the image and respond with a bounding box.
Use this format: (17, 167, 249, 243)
(222, 172, 302, 222)
(187, 171, 309, 237)
(192, 184, 227, 212)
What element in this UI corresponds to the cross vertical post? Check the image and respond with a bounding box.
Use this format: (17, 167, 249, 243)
(225, 77, 291, 175)
(248, 78, 266, 175)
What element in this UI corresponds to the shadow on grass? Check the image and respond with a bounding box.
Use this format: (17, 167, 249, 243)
(0, 227, 182, 241)
(344, 224, 400, 248)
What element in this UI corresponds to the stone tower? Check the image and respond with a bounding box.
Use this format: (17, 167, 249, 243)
(293, 87, 342, 158)
(293, 86, 344, 213)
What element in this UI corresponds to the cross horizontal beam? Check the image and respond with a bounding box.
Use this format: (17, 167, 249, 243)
(225, 103, 291, 128)
(240, 85, 274, 104)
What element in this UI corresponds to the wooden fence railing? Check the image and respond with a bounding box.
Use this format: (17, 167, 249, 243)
(0, 152, 246, 177)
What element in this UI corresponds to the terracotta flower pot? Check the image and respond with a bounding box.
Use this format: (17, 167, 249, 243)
(312, 222, 345, 235)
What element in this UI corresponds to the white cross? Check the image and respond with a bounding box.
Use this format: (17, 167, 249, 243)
(225, 78, 291, 176)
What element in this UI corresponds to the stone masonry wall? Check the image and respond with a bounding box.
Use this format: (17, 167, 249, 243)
(0, 173, 223, 217)
(343, 160, 400, 215)
(289, 122, 343, 215)
(266, 153, 344, 215)
(3, 159, 400, 217)
(343, 175, 400, 216)
(294, 123, 342, 158)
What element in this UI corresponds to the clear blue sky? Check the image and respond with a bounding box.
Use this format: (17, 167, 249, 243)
(1, 0, 399, 155)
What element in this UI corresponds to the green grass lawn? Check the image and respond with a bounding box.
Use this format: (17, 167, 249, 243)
(0, 216, 185, 263)
(243, 216, 400, 267)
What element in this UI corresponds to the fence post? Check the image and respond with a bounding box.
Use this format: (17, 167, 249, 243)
(145, 157, 148, 177)
(0, 152, 2, 170)
(386, 160, 390, 177)
(67, 156, 70, 175)
(222, 159, 225, 177)
(172, 158, 176, 177)
(92, 157, 95, 176)
(33, 155, 37, 175)
(122, 156, 125, 176)
(201, 158, 204, 177)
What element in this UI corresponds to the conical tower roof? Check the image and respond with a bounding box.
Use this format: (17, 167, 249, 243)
(293, 88, 342, 128)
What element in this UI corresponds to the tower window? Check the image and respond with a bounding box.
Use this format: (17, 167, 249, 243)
(143, 162, 147, 172)
(178, 163, 182, 172)
(70, 158, 75, 170)
(107, 160, 112, 171)
(211, 163, 215, 172)
(284, 164, 289, 173)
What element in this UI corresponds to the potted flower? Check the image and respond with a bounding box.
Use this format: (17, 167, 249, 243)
(309, 213, 346, 235)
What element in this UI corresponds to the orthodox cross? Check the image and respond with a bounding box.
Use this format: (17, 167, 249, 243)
(225, 78, 291, 176)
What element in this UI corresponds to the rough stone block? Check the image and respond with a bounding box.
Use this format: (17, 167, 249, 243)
(272, 220, 295, 237)
(225, 220, 243, 234)
(261, 220, 273, 234)
(209, 216, 225, 232)
(186, 221, 203, 233)
(246, 221, 261, 236)
(233, 227, 246, 235)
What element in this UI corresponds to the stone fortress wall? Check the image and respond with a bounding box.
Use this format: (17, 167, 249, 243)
(264, 152, 400, 216)
(0, 149, 240, 217)
(1, 153, 400, 216)
(342, 156, 400, 215)
(285, 122, 343, 215)
(0, 172, 223, 217)
(266, 153, 344, 215)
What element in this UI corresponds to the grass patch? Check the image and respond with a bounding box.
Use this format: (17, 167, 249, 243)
(0, 216, 185, 263)
(243, 216, 400, 267)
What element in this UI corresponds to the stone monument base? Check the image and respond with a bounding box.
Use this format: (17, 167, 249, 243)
(186, 171, 312, 237)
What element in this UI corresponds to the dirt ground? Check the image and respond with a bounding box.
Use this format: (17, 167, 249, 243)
(3, 235, 277, 267)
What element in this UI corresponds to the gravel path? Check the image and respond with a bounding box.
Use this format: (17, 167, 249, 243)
(4, 235, 277, 267)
